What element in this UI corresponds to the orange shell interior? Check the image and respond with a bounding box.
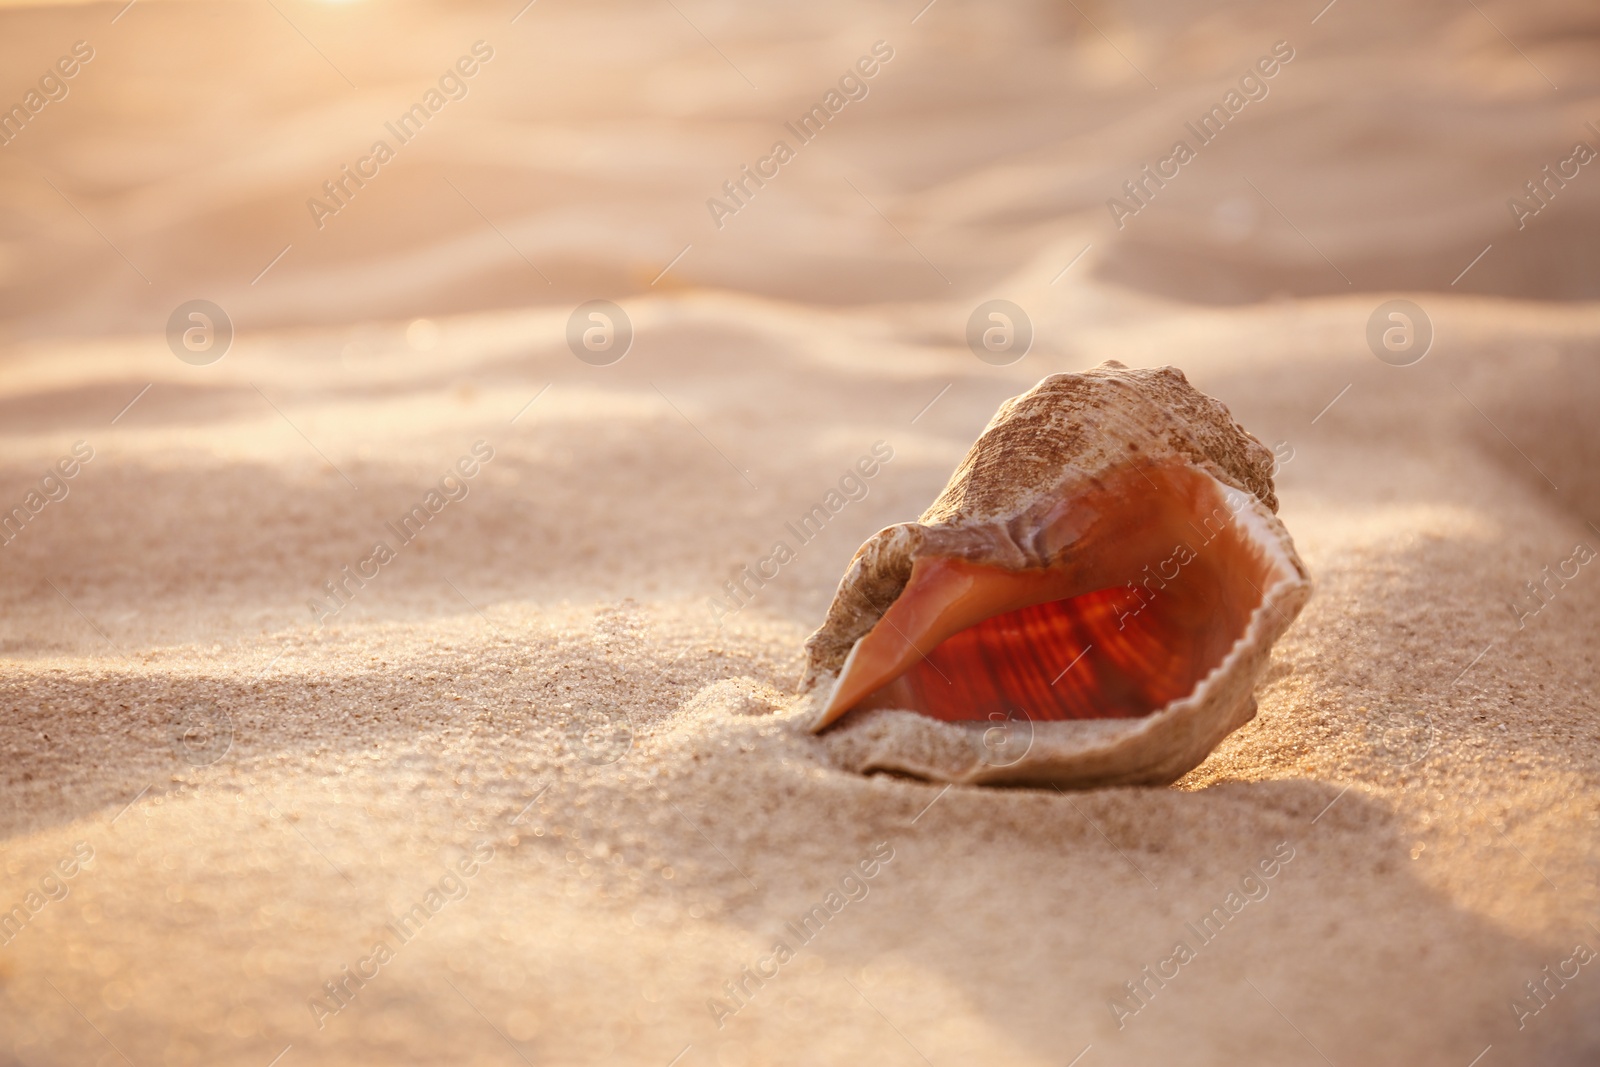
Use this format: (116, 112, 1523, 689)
(818, 461, 1288, 728)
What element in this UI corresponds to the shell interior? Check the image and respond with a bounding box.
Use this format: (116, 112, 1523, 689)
(815, 460, 1298, 731)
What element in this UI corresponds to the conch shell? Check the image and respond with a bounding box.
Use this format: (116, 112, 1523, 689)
(801, 362, 1310, 789)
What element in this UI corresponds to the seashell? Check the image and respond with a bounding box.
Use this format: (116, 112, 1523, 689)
(800, 361, 1310, 789)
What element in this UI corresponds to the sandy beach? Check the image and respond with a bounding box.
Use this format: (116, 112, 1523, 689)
(1, 0, 1598, 1063)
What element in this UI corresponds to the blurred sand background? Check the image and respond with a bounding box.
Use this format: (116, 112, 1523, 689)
(1, 0, 1598, 1064)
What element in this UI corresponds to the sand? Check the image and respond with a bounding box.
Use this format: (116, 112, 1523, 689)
(1, 0, 1598, 1064)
